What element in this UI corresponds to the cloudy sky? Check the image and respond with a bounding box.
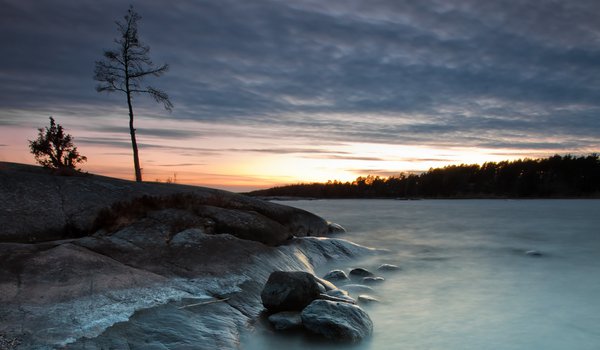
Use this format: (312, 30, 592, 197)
(1, 0, 599, 191)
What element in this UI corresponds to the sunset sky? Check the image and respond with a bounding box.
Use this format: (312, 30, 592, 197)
(1, 0, 599, 191)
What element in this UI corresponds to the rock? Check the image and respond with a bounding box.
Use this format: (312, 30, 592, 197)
(323, 269, 349, 282)
(328, 222, 346, 233)
(342, 284, 376, 295)
(170, 228, 209, 246)
(349, 268, 374, 278)
(268, 311, 303, 330)
(362, 276, 385, 284)
(0, 162, 331, 243)
(261, 271, 322, 312)
(377, 264, 400, 271)
(525, 250, 542, 257)
(316, 277, 337, 291)
(325, 289, 356, 304)
(201, 205, 293, 246)
(357, 295, 379, 304)
(301, 300, 373, 342)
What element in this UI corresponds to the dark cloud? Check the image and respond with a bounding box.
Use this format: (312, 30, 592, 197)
(92, 126, 202, 139)
(1, 0, 599, 153)
(77, 137, 221, 155)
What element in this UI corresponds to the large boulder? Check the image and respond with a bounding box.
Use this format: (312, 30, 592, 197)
(261, 271, 322, 312)
(301, 300, 373, 342)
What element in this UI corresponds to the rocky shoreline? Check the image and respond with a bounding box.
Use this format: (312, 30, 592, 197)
(0, 163, 379, 349)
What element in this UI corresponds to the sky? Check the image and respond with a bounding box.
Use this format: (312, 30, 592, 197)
(1, 0, 599, 191)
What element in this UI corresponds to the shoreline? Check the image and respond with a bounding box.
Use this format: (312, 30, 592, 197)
(0, 162, 377, 349)
(258, 196, 600, 201)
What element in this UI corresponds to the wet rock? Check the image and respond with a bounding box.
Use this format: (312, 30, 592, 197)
(362, 276, 385, 285)
(328, 222, 346, 233)
(349, 268, 374, 278)
(261, 271, 322, 312)
(301, 300, 373, 342)
(342, 284, 376, 295)
(325, 289, 356, 304)
(268, 311, 303, 330)
(357, 295, 379, 304)
(323, 270, 349, 282)
(316, 277, 337, 292)
(377, 264, 400, 271)
(525, 250, 543, 257)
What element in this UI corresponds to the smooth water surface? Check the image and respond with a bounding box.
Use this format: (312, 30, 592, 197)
(243, 200, 600, 350)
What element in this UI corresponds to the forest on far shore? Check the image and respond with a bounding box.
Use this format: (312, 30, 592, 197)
(248, 154, 600, 199)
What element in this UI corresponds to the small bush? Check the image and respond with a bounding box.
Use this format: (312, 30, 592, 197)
(29, 117, 87, 171)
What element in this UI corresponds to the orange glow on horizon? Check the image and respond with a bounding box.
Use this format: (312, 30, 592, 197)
(1, 122, 595, 193)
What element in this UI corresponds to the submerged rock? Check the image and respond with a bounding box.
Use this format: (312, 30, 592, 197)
(325, 289, 356, 304)
(362, 276, 385, 284)
(268, 311, 303, 330)
(357, 295, 379, 304)
(301, 300, 373, 342)
(349, 268, 374, 278)
(377, 264, 400, 271)
(323, 270, 349, 282)
(525, 250, 543, 257)
(261, 271, 322, 312)
(342, 284, 376, 295)
(328, 222, 346, 233)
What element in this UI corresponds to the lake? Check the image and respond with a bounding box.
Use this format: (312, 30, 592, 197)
(243, 199, 600, 350)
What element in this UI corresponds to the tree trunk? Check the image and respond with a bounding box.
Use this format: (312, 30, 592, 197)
(126, 91, 142, 182)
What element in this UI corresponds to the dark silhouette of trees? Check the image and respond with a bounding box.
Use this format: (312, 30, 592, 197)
(248, 154, 600, 199)
(29, 117, 87, 170)
(94, 5, 172, 182)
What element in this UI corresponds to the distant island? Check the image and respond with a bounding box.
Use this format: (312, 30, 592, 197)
(248, 154, 600, 199)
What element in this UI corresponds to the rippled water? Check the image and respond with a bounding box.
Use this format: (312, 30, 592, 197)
(243, 199, 600, 350)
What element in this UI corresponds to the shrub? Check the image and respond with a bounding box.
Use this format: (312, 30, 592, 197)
(28, 117, 87, 170)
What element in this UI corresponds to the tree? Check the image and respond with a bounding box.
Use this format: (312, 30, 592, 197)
(94, 5, 172, 182)
(29, 117, 87, 170)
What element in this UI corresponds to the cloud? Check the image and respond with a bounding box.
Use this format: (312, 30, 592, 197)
(1, 0, 600, 154)
(77, 137, 221, 155)
(92, 125, 202, 139)
(225, 147, 348, 155)
(156, 163, 205, 167)
(306, 154, 387, 161)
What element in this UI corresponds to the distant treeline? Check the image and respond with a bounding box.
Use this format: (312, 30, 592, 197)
(249, 154, 600, 199)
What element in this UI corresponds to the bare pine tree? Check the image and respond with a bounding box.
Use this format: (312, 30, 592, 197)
(94, 5, 172, 182)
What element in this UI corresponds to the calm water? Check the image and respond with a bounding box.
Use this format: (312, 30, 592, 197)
(243, 199, 600, 350)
